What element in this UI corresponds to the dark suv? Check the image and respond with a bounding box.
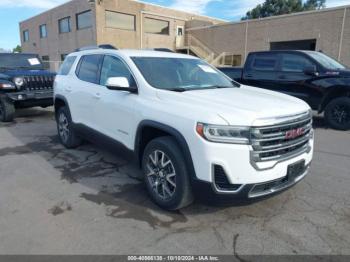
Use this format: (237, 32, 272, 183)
(0, 53, 55, 122)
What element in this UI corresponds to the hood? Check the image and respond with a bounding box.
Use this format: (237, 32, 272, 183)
(156, 85, 310, 126)
(0, 69, 56, 78)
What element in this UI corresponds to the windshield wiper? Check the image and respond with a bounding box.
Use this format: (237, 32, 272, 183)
(166, 87, 187, 92)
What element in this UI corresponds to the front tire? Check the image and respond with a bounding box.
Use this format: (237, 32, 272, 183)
(56, 106, 82, 148)
(142, 137, 194, 210)
(325, 97, 350, 130)
(0, 97, 15, 122)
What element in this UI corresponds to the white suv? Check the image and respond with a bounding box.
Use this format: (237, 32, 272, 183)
(54, 47, 314, 210)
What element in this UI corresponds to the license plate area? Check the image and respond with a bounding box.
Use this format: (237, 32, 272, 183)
(287, 160, 306, 181)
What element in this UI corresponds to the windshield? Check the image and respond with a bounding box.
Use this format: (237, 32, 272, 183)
(307, 52, 346, 70)
(0, 54, 44, 70)
(131, 57, 238, 91)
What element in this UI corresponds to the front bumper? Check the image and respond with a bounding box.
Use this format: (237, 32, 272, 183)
(192, 162, 311, 203)
(7, 90, 53, 101)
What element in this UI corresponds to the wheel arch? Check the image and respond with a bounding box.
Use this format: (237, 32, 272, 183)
(54, 95, 70, 116)
(135, 120, 197, 180)
(319, 86, 350, 112)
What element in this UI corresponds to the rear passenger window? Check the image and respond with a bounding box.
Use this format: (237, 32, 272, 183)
(58, 56, 76, 75)
(252, 55, 277, 71)
(76, 55, 103, 84)
(281, 54, 314, 72)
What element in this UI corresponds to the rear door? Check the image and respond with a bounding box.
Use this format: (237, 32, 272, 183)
(242, 53, 280, 91)
(69, 54, 104, 128)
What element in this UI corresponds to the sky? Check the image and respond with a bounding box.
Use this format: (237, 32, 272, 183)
(0, 0, 349, 50)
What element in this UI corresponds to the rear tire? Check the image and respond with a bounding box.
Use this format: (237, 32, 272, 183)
(56, 106, 82, 148)
(324, 97, 350, 130)
(0, 97, 15, 122)
(142, 136, 194, 210)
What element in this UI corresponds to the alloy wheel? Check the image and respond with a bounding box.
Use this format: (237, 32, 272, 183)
(146, 150, 176, 200)
(331, 104, 350, 125)
(58, 112, 70, 143)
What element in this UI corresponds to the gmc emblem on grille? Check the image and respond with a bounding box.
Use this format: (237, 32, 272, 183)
(285, 128, 305, 139)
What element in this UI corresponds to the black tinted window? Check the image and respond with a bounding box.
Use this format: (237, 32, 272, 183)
(281, 54, 314, 72)
(100, 56, 136, 86)
(58, 56, 76, 75)
(77, 55, 103, 84)
(252, 54, 277, 71)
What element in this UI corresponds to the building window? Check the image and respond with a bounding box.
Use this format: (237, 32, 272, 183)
(77, 10, 92, 30)
(61, 54, 68, 61)
(23, 30, 29, 42)
(105, 11, 135, 31)
(144, 18, 169, 35)
(59, 17, 71, 33)
(42, 55, 50, 69)
(39, 24, 47, 38)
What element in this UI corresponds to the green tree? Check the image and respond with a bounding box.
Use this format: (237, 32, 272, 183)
(12, 45, 22, 53)
(242, 0, 326, 20)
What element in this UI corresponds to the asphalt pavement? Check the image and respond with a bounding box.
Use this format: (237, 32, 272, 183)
(0, 108, 349, 255)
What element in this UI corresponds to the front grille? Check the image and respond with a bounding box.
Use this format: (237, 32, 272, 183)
(22, 75, 55, 91)
(251, 112, 313, 164)
(213, 165, 242, 191)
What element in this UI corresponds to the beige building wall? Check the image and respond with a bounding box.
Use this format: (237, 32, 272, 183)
(95, 0, 223, 50)
(189, 6, 350, 66)
(20, 0, 97, 65)
(19, 0, 224, 70)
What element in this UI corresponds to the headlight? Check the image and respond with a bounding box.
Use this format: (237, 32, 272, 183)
(14, 77, 24, 88)
(196, 123, 251, 144)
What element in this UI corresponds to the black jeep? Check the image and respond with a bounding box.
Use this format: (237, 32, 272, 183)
(0, 53, 55, 122)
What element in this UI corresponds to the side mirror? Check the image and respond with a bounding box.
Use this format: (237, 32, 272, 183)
(303, 65, 318, 76)
(105, 77, 137, 93)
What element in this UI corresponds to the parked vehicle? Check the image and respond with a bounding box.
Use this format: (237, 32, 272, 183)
(218, 50, 350, 130)
(0, 53, 55, 122)
(54, 47, 314, 210)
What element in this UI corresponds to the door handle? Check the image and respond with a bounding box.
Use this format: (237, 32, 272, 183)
(93, 93, 101, 99)
(278, 75, 287, 80)
(245, 74, 253, 78)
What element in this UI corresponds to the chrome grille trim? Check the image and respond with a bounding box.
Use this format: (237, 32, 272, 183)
(250, 111, 313, 169)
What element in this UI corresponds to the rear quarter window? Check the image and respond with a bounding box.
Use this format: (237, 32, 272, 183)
(58, 56, 76, 75)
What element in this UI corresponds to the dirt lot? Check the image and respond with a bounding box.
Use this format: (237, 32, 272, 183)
(0, 108, 349, 255)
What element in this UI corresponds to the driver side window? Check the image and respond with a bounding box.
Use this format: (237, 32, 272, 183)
(281, 53, 315, 73)
(100, 55, 136, 86)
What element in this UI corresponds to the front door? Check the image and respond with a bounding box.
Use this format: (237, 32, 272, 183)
(277, 53, 322, 108)
(96, 55, 138, 149)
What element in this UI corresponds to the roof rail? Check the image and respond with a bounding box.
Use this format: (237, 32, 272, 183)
(75, 44, 118, 52)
